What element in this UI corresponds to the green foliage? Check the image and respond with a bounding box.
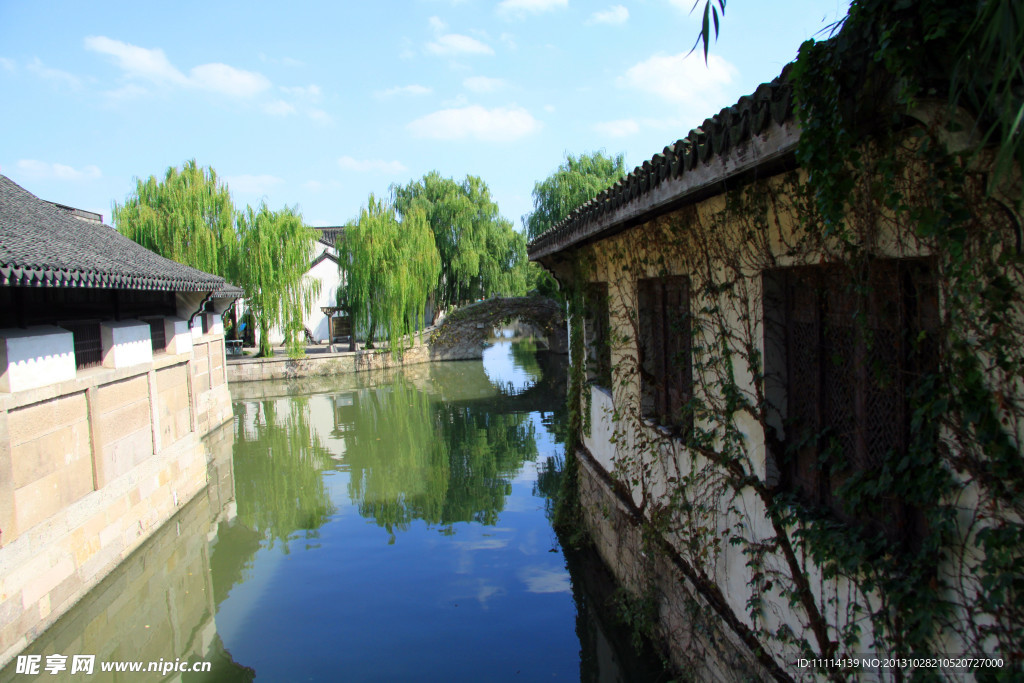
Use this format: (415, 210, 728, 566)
(552, 263, 592, 546)
(339, 194, 441, 357)
(392, 172, 528, 311)
(523, 151, 626, 242)
(235, 203, 321, 358)
(690, 0, 726, 63)
(113, 159, 238, 279)
(790, 7, 1023, 663)
(232, 397, 336, 552)
(115, 159, 324, 358)
(340, 377, 540, 540)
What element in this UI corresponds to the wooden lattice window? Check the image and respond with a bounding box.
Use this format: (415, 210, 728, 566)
(771, 259, 938, 546)
(584, 283, 611, 388)
(637, 276, 692, 435)
(60, 320, 103, 369)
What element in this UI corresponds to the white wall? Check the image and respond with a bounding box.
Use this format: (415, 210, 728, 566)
(262, 247, 343, 346)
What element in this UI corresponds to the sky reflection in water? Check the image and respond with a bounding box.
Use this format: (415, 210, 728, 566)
(216, 339, 576, 681)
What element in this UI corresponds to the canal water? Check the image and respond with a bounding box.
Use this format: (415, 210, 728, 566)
(3, 339, 669, 682)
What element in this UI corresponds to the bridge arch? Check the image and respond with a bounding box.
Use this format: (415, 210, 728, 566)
(429, 296, 567, 356)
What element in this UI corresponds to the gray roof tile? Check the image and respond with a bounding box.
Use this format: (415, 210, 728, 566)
(528, 69, 797, 260)
(0, 174, 240, 295)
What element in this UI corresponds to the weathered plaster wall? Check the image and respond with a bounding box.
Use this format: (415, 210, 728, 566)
(576, 450, 775, 682)
(567, 167, 955, 676)
(0, 332, 233, 668)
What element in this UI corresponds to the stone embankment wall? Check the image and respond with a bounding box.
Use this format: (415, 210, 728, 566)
(0, 334, 233, 668)
(227, 333, 483, 383)
(0, 421, 236, 679)
(575, 448, 778, 682)
(228, 296, 568, 384)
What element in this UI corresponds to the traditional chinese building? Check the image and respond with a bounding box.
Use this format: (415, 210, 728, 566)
(0, 174, 241, 666)
(529, 62, 1021, 679)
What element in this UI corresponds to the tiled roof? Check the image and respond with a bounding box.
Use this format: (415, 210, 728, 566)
(528, 68, 798, 261)
(0, 174, 239, 294)
(314, 226, 344, 249)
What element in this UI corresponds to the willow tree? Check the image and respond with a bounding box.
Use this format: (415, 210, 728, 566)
(392, 172, 528, 311)
(235, 203, 321, 357)
(113, 159, 239, 279)
(339, 194, 440, 355)
(523, 151, 626, 241)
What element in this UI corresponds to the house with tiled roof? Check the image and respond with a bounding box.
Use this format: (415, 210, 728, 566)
(0, 174, 241, 667)
(529, 55, 1021, 679)
(258, 224, 345, 345)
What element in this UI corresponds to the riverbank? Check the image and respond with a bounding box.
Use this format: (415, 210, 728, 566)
(227, 296, 568, 383)
(226, 328, 482, 383)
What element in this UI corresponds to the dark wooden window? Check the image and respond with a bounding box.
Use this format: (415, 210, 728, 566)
(584, 283, 611, 388)
(637, 276, 692, 435)
(60, 321, 103, 369)
(145, 317, 167, 354)
(769, 259, 938, 546)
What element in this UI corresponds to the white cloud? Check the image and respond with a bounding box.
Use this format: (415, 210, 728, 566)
(189, 63, 270, 97)
(304, 180, 323, 191)
(224, 174, 284, 195)
(426, 33, 494, 56)
(593, 118, 640, 137)
(26, 58, 82, 90)
(428, 16, 448, 33)
(0, 57, 15, 72)
(263, 100, 296, 116)
(85, 36, 270, 98)
(519, 566, 571, 594)
(407, 105, 540, 142)
(16, 159, 101, 181)
(463, 76, 505, 93)
(84, 36, 187, 85)
(587, 5, 629, 25)
(497, 0, 567, 19)
(338, 156, 408, 174)
(618, 52, 736, 111)
(375, 84, 433, 97)
(280, 84, 322, 100)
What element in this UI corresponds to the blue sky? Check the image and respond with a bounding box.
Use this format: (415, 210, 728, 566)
(0, 0, 850, 230)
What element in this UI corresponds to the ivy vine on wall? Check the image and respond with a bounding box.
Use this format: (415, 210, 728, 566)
(553, 0, 1022, 678)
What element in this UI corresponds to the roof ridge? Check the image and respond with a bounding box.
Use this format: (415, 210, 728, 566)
(527, 68, 795, 257)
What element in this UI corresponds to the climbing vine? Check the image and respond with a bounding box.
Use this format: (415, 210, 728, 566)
(553, 0, 1023, 678)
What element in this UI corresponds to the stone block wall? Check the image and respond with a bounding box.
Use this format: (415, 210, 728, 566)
(0, 329, 233, 669)
(226, 333, 485, 384)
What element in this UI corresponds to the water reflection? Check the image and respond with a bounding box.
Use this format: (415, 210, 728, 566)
(233, 397, 336, 550)
(3, 340, 669, 682)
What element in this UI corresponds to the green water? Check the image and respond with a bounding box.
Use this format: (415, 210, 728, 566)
(3, 340, 669, 682)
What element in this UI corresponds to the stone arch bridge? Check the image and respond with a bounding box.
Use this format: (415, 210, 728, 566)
(429, 296, 567, 358)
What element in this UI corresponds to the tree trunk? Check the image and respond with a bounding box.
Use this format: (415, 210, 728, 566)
(258, 318, 272, 357)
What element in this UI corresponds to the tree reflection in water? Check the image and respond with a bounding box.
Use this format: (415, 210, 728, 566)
(228, 341, 565, 547)
(232, 397, 336, 551)
(339, 377, 539, 539)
